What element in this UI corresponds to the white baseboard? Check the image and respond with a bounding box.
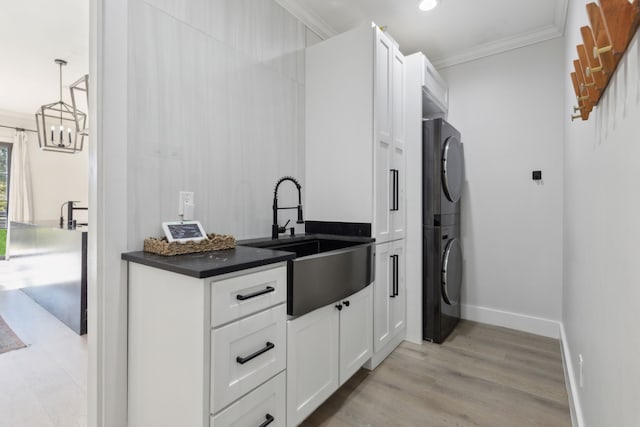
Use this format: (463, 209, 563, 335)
(559, 323, 585, 427)
(461, 304, 560, 338)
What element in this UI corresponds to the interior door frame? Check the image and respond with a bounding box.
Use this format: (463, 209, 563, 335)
(0, 141, 11, 260)
(89, 0, 130, 425)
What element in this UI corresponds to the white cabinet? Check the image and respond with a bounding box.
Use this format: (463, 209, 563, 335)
(305, 23, 406, 244)
(127, 262, 287, 427)
(211, 305, 287, 412)
(286, 304, 340, 426)
(391, 46, 406, 240)
(211, 372, 286, 427)
(287, 285, 373, 426)
(369, 240, 406, 369)
(339, 284, 374, 384)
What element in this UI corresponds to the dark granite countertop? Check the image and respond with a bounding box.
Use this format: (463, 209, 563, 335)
(122, 233, 375, 279)
(121, 245, 296, 279)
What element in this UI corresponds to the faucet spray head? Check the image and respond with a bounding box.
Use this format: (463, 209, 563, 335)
(297, 205, 304, 224)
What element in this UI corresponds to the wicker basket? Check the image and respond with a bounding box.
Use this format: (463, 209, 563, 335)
(143, 233, 236, 256)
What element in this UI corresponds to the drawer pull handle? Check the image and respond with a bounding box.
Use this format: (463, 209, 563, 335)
(236, 286, 275, 301)
(236, 342, 275, 365)
(259, 414, 275, 427)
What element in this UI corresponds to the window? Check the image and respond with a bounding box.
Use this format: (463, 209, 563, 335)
(0, 142, 11, 259)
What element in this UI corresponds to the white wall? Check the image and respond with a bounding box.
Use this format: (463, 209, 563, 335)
(127, 0, 306, 247)
(0, 110, 89, 223)
(562, 1, 640, 425)
(440, 38, 564, 337)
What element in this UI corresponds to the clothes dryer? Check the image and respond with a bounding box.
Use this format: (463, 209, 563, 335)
(422, 118, 464, 226)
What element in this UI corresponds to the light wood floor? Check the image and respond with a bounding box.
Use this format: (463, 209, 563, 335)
(302, 321, 571, 427)
(0, 288, 88, 427)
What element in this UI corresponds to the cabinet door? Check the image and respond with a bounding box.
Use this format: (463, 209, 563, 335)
(339, 285, 373, 385)
(390, 241, 406, 337)
(287, 305, 340, 427)
(391, 45, 406, 240)
(375, 28, 393, 148)
(372, 242, 393, 353)
(374, 28, 393, 243)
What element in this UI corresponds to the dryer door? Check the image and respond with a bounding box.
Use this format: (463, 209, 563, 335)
(441, 136, 464, 203)
(441, 238, 462, 305)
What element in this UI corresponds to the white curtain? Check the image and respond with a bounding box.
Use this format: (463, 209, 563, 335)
(8, 130, 33, 223)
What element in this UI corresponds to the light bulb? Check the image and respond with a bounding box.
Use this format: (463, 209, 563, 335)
(419, 0, 439, 11)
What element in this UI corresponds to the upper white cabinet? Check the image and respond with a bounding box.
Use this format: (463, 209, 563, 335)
(305, 23, 406, 244)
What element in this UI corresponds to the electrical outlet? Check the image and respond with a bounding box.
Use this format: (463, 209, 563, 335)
(578, 354, 584, 388)
(179, 191, 194, 220)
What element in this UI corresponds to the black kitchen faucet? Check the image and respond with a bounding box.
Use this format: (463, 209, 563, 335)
(272, 176, 304, 239)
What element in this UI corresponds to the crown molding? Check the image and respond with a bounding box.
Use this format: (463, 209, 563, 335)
(274, 0, 569, 71)
(275, 0, 338, 40)
(554, 0, 569, 36)
(430, 0, 568, 69)
(432, 23, 563, 69)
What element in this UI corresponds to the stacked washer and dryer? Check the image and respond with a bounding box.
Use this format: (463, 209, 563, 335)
(406, 53, 465, 345)
(422, 119, 464, 343)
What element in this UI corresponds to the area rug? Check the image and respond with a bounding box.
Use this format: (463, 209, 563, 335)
(0, 314, 26, 354)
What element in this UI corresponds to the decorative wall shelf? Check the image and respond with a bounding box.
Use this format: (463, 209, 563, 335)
(570, 0, 640, 121)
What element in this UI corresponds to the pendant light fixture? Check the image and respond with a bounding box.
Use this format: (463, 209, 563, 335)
(35, 59, 87, 153)
(70, 74, 89, 136)
(419, 0, 440, 11)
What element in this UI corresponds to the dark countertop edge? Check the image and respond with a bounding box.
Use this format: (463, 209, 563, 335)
(238, 233, 375, 247)
(121, 249, 295, 279)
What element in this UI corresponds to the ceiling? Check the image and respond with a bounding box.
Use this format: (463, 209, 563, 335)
(276, 0, 568, 68)
(0, 0, 89, 118)
(0, 0, 566, 117)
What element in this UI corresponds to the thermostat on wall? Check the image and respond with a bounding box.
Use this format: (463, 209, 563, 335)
(162, 221, 208, 243)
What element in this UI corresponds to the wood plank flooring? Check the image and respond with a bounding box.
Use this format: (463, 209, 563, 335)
(0, 288, 87, 427)
(301, 321, 571, 427)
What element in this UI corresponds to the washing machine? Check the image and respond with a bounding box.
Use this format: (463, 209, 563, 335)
(422, 118, 464, 343)
(423, 222, 462, 343)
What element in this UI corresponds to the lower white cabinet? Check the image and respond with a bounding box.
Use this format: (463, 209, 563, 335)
(287, 285, 373, 426)
(211, 371, 286, 427)
(127, 262, 287, 427)
(286, 304, 339, 426)
(339, 285, 374, 383)
(211, 305, 287, 412)
(368, 239, 406, 369)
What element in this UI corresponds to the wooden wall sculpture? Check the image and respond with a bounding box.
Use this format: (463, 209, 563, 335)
(570, 0, 640, 121)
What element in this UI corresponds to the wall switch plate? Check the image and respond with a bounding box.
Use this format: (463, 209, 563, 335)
(179, 191, 194, 220)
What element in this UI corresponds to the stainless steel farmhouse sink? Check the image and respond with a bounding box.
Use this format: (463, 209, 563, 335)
(240, 235, 375, 317)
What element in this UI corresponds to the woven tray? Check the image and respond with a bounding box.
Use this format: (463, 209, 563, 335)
(143, 233, 236, 256)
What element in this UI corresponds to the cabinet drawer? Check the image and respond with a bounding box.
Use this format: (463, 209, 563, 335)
(211, 371, 285, 427)
(211, 304, 286, 412)
(211, 266, 286, 327)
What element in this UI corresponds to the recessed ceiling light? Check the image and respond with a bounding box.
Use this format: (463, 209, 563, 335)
(419, 0, 439, 11)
